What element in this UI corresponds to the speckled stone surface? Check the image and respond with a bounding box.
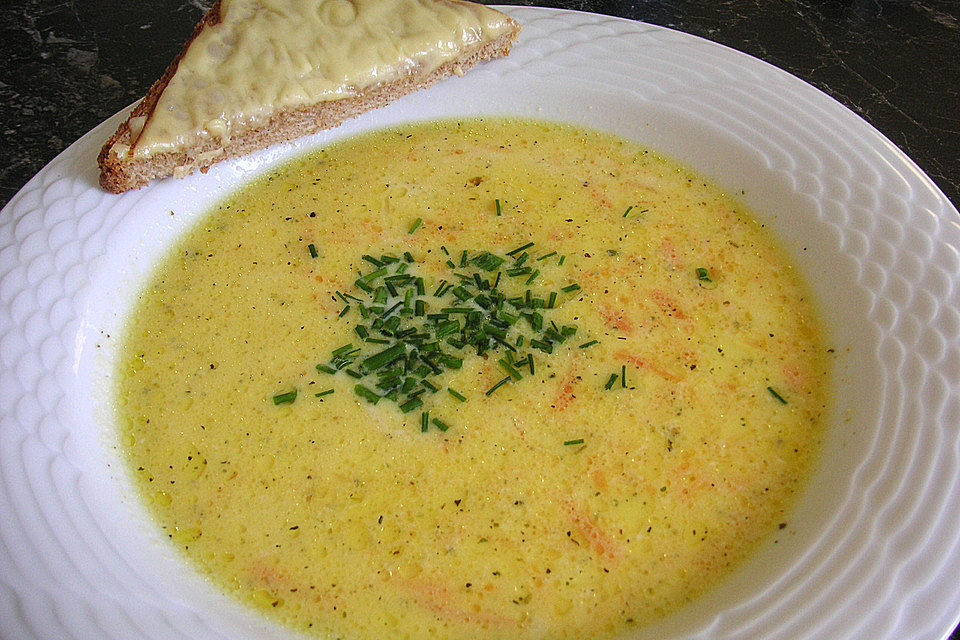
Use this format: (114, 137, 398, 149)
(0, 1, 958, 638)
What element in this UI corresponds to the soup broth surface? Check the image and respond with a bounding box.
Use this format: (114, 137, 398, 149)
(117, 118, 829, 639)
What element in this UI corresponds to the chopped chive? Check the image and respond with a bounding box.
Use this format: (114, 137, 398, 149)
(431, 417, 450, 432)
(525, 269, 540, 285)
(471, 252, 505, 271)
(272, 390, 297, 405)
(315, 388, 335, 398)
(536, 251, 558, 261)
(339, 305, 351, 317)
(530, 338, 553, 353)
(579, 340, 599, 349)
(421, 411, 430, 432)
(696, 267, 718, 289)
(399, 397, 424, 413)
(332, 343, 356, 357)
(507, 242, 535, 257)
(362, 255, 383, 268)
(622, 205, 634, 218)
(547, 291, 557, 309)
(495, 198, 502, 217)
(498, 358, 523, 381)
(433, 280, 449, 297)
(317, 364, 336, 374)
(447, 388, 467, 402)
(308, 243, 318, 258)
(490, 335, 516, 352)
(561, 283, 581, 293)
(439, 354, 463, 369)
(604, 374, 618, 390)
(362, 343, 406, 371)
(451, 286, 472, 301)
(563, 438, 585, 446)
(336, 291, 362, 304)
(380, 300, 403, 320)
(767, 386, 788, 404)
(359, 267, 388, 282)
(408, 217, 423, 234)
(558, 255, 566, 265)
(621, 364, 627, 389)
(485, 376, 512, 396)
(354, 384, 380, 404)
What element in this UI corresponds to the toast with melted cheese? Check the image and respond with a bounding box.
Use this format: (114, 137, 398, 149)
(98, 0, 520, 193)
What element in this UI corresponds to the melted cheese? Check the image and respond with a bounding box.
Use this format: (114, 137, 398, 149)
(131, 0, 516, 157)
(117, 118, 829, 639)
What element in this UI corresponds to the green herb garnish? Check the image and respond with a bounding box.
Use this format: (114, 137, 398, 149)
(306, 239, 593, 431)
(507, 242, 535, 257)
(767, 386, 788, 404)
(272, 390, 298, 405)
(696, 267, 718, 289)
(486, 375, 512, 396)
(354, 384, 381, 404)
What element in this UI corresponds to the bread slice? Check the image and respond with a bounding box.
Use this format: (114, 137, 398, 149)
(98, 0, 520, 193)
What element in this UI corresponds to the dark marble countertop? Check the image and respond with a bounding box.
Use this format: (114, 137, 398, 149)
(1, 0, 958, 638)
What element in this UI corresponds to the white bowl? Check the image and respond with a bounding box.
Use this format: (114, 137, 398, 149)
(2, 7, 959, 640)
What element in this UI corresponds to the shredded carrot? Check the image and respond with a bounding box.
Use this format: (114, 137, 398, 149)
(561, 499, 622, 563)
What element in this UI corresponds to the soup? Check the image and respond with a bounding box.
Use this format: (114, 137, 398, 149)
(117, 118, 829, 639)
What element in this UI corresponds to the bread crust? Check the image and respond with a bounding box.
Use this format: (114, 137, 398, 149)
(97, 1, 520, 193)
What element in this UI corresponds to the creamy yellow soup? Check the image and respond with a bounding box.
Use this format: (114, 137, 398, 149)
(117, 118, 829, 639)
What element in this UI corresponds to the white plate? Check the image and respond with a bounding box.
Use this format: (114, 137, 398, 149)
(2, 6, 959, 640)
